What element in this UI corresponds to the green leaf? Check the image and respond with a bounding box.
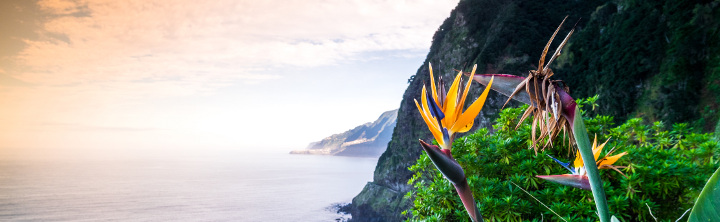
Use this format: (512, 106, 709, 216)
(688, 166, 720, 222)
(611, 215, 620, 222)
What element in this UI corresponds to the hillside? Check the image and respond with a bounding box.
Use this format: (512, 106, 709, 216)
(349, 0, 720, 221)
(290, 109, 397, 157)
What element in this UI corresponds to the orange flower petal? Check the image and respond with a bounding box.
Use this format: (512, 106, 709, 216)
(592, 136, 610, 159)
(450, 76, 493, 133)
(443, 71, 464, 128)
(429, 63, 439, 109)
(598, 152, 627, 166)
(419, 86, 445, 146)
(573, 149, 584, 169)
(455, 65, 476, 121)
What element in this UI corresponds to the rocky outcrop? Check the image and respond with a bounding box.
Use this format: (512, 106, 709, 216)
(349, 0, 720, 220)
(290, 109, 397, 157)
(348, 0, 606, 221)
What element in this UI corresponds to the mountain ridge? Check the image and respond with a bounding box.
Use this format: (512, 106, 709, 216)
(290, 109, 397, 157)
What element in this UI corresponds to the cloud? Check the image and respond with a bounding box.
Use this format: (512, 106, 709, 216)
(1, 0, 459, 150)
(10, 0, 456, 89)
(36, 122, 159, 132)
(37, 0, 89, 15)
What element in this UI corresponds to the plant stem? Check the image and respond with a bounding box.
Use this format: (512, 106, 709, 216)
(571, 106, 610, 222)
(454, 180, 483, 222)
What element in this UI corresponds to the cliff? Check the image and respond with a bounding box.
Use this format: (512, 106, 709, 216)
(349, 0, 720, 221)
(290, 109, 397, 157)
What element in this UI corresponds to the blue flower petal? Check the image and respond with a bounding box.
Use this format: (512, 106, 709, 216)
(546, 154, 576, 174)
(425, 89, 445, 120)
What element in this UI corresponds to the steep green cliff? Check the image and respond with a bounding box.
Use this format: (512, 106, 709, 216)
(291, 109, 397, 157)
(555, 0, 720, 130)
(350, 0, 720, 221)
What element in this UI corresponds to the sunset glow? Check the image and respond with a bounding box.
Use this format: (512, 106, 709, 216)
(0, 0, 459, 155)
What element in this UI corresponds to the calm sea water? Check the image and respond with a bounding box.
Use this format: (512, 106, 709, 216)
(0, 149, 378, 221)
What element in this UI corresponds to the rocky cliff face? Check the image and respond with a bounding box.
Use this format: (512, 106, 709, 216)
(290, 109, 397, 157)
(349, 0, 605, 221)
(350, 0, 720, 220)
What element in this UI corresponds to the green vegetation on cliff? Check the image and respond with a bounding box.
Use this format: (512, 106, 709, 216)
(406, 103, 720, 221)
(555, 0, 720, 130)
(351, 0, 720, 221)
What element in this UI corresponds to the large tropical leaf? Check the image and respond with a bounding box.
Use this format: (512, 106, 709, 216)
(688, 166, 720, 222)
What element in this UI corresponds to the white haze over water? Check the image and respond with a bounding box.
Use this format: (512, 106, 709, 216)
(0, 0, 461, 220)
(0, 149, 377, 221)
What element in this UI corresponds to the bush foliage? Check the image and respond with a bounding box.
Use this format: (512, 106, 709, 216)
(405, 99, 720, 221)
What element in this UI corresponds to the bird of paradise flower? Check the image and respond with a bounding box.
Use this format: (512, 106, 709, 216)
(415, 64, 493, 222)
(538, 135, 627, 190)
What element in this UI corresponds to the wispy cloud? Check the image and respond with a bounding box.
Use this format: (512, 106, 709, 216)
(1, 0, 458, 150)
(12, 0, 456, 90)
(35, 121, 159, 132)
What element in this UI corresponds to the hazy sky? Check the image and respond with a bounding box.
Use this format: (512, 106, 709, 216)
(0, 0, 459, 155)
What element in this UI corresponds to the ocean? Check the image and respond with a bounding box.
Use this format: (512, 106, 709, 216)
(0, 149, 378, 221)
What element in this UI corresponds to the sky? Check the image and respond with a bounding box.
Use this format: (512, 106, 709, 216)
(0, 0, 459, 157)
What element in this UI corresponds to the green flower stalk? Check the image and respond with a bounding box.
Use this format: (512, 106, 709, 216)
(469, 17, 612, 222)
(415, 64, 494, 222)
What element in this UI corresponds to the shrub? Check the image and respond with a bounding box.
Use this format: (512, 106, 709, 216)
(405, 101, 719, 221)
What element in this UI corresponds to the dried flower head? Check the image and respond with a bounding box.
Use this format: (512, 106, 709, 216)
(503, 16, 576, 151)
